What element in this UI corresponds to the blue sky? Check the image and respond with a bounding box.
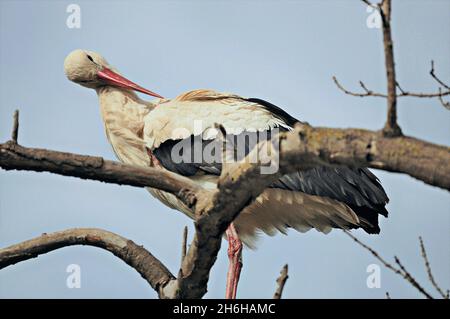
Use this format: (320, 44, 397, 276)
(0, 0, 449, 298)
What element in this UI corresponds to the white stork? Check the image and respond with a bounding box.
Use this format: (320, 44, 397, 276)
(64, 49, 389, 299)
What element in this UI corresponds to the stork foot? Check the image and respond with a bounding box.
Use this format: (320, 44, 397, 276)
(225, 223, 243, 299)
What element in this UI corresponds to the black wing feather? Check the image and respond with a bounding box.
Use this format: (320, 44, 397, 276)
(246, 97, 301, 127)
(153, 136, 221, 176)
(272, 167, 389, 233)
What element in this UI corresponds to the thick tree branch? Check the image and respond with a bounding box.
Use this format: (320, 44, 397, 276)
(3, 123, 447, 192)
(341, 2, 449, 135)
(379, 0, 402, 136)
(0, 141, 202, 208)
(0, 228, 175, 298)
(288, 124, 450, 190)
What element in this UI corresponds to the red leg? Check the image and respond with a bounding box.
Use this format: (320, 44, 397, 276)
(225, 223, 243, 299)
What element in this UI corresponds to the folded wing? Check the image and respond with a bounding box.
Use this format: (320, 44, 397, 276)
(143, 90, 389, 243)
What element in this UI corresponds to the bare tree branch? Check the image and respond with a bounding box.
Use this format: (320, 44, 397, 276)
(287, 124, 450, 190)
(175, 226, 188, 278)
(1, 110, 203, 208)
(437, 88, 450, 110)
(360, 0, 374, 7)
(344, 230, 433, 299)
(0, 142, 203, 208)
(392, 256, 434, 299)
(11, 110, 19, 143)
(430, 60, 450, 90)
(379, 0, 402, 136)
(0, 228, 175, 298)
(1, 114, 448, 298)
(273, 264, 289, 299)
(333, 77, 450, 99)
(333, 77, 386, 98)
(1, 110, 449, 299)
(392, 85, 450, 98)
(2, 122, 449, 193)
(353, 1, 450, 134)
(419, 236, 448, 299)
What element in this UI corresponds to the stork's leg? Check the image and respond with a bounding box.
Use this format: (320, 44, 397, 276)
(225, 223, 243, 299)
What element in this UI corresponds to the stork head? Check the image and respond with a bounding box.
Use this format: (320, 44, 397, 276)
(64, 49, 163, 98)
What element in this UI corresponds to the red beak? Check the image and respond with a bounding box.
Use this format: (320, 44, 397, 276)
(97, 67, 164, 99)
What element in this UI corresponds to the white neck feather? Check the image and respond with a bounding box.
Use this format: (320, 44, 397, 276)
(96, 86, 154, 166)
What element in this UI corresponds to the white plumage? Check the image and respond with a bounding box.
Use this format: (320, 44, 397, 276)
(64, 49, 389, 249)
(96, 86, 365, 247)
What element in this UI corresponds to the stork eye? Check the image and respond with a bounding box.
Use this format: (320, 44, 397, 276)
(87, 55, 94, 62)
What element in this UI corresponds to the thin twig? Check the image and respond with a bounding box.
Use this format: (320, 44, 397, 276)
(333, 77, 449, 99)
(397, 91, 450, 98)
(343, 230, 433, 299)
(273, 264, 289, 299)
(395, 81, 406, 95)
(438, 88, 450, 110)
(393, 256, 433, 299)
(360, 0, 374, 6)
(333, 76, 385, 97)
(359, 81, 372, 94)
(430, 60, 450, 90)
(344, 230, 398, 272)
(11, 110, 19, 143)
(419, 236, 448, 299)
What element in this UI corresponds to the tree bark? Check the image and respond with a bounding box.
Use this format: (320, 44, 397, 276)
(0, 228, 175, 298)
(0, 141, 201, 207)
